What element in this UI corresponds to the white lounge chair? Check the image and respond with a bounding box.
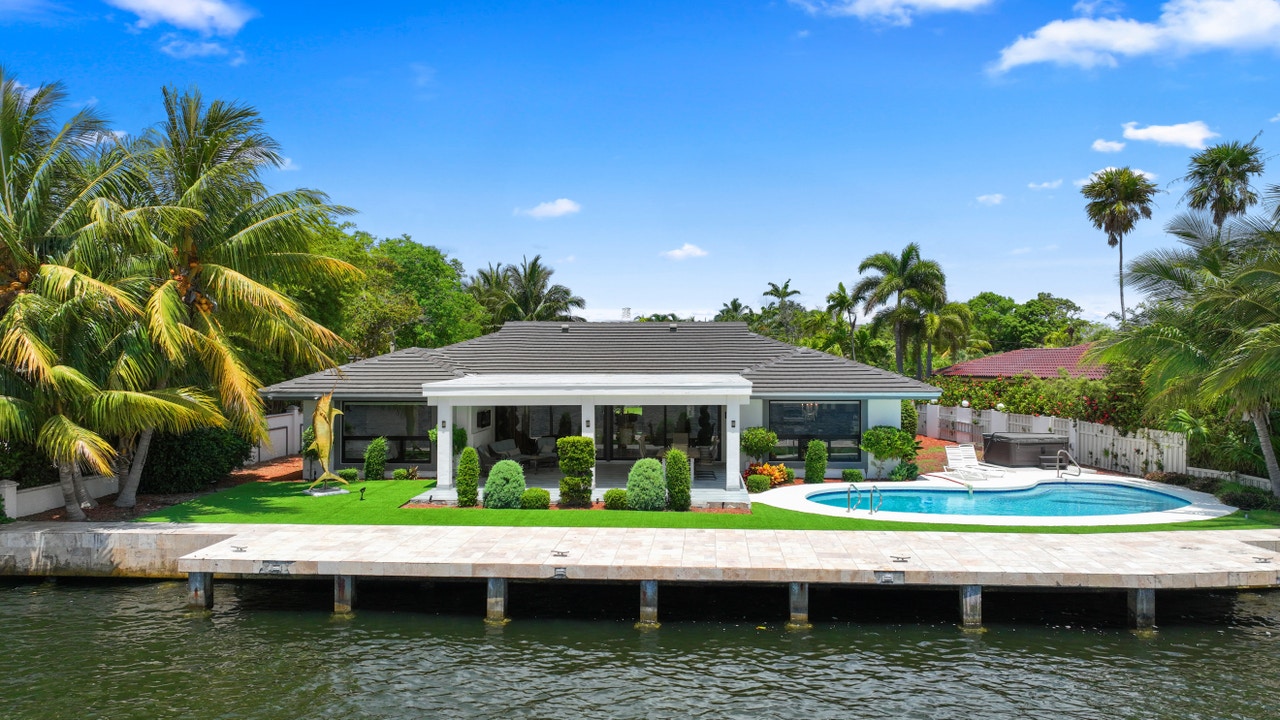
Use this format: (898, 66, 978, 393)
(944, 444, 1005, 479)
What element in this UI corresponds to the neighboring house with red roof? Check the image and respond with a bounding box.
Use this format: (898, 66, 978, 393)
(932, 344, 1106, 380)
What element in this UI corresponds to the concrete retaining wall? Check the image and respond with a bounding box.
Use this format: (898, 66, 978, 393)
(0, 523, 237, 578)
(1, 475, 118, 520)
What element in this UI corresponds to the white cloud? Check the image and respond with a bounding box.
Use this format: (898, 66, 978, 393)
(992, 0, 1280, 73)
(557, 255, 576, 264)
(278, 157, 299, 171)
(1091, 138, 1126, 152)
(1028, 179, 1063, 190)
(976, 193, 1004, 206)
(1271, 113, 1280, 122)
(160, 36, 229, 59)
(788, 0, 993, 26)
(795, 29, 811, 38)
(660, 243, 709, 260)
(516, 198, 582, 219)
(410, 63, 436, 87)
(1122, 120, 1218, 148)
(1074, 166, 1159, 186)
(105, 0, 255, 36)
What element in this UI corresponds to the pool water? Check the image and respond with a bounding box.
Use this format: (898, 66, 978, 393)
(809, 482, 1190, 517)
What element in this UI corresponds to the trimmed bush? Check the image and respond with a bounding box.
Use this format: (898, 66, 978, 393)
(603, 488, 628, 510)
(337, 468, 360, 484)
(559, 475, 593, 509)
(483, 459, 526, 509)
(363, 436, 388, 480)
(861, 426, 919, 478)
(785, 466, 796, 483)
(557, 436, 595, 476)
(626, 458, 667, 511)
(0, 440, 58, 489)
(520, 487, 551, 510)
(841, 468, 864, 483)
(392, 468, 409, 480)
(456, 447, 481, 508)
(744, 462, 789, 487)
(741, 427, 778, 462)
(139, 428, 253, 494)
(1217, 482, 1280, 512)
(804, 439, 827, 484)
(901, 400, 919, 435)
(746, 474, 772, 494)
(665, 448, 691, 512)
(888, 462, 919, 481)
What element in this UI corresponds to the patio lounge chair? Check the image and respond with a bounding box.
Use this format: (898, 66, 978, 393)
(944, 444, 1005, 480)
(487, 439, 534, 470)
(529, 436, 559, 473)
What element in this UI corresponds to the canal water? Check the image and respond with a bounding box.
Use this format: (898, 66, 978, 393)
(3, 579, 1278, 719)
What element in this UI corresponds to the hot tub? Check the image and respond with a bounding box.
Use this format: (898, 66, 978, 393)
(982, 432, 1069, 467)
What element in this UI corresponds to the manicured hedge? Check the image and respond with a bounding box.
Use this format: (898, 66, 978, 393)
(626, 458, 667, 511)
(559, 475, 592, 509)
(901, 400, 919, 435)
(603, 488, 628, 510)
(746, 474, 771, 494)
(456, 447, 480, 507)
(337, 468, 360, 484)
(483, 459, 526, 509)
(841, 468, 864, 483)
(804, 439, 827, 483)
(557, 436, 595, 475)
(392, 468, 409, 480)
(0, 441, 58, 490)
(665, 448, 691, 512)
(363, 436, 387, 480)
(521, 487, 551, 510)
(138, 428, 253, 494)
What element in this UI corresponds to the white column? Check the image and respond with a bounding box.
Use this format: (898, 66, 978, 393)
(436, 401, 453, 489)
(989, 410, 1009, 434)
(1031, 415, 1053, 434)
(725, 402, 741, 490)
(581, 403, 595, 488)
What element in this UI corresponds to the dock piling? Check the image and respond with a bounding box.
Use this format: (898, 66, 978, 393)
(1128, 588, 1155, 631)
(786, 582, 812, 631)
(187, 572, 213, 610)
(959, 584, 983, 631)
(485, 578, 510, 625)
(636, 579, 660, 630)
(334, 575, 356, 614)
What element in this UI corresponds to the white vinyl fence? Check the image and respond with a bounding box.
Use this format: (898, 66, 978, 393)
(919, 404, 1187, 476)
(249, 407, 304, 464)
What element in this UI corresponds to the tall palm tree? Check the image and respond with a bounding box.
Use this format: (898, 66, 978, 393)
(714, 298, 753, 322)
(918, 294, 972, 376)
(467, 262, 511, 332)
(501, 255, 585, 322)
(825, 281, 868, 361)
(115, 87, 359, 507)
(1081, 167, 1159, 326)
(853, 243, 945, 375)
(1179, 138, 1266, 231)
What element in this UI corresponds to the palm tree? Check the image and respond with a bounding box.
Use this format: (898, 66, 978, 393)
(1081, 167, 1159, 326)
(714, 298, 753, 322)
(114, 87, 359, 507)
(501, 255, 585, 322)
(761, 279, 803, 342)
(853, 243, 945, 375)
(1179, 138, 1266, 231)
(919, 294, 972, 376)
(825, 281, 868, 361)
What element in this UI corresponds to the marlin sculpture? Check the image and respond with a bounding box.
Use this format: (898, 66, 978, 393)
(308, 391, 346, 490)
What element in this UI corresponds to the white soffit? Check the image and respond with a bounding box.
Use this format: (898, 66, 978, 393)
(422, 373, 752, 401)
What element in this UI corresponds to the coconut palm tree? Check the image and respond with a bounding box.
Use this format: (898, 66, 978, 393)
(853, 243, 945, 375)
(919, 294, 972, 377)
(500, 255, 585, 322)
(1081, 167, 1159, 326)
(1180, 138, 1266, 231)
(825, 281, 868, 361)
(714, 298, 753, 322)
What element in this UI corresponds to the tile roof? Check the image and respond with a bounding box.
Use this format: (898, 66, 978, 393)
(933, 344, 1106, 380)
(260, 321, 941, 399)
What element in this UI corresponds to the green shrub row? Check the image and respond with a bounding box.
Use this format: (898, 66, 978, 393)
(1144, 471, 1280, 511)
(139, 428, 253, 494)
(337, 468, 359, 484)
(0, 441, 58, 489)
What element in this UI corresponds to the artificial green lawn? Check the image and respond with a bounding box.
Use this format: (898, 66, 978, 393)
(138, 480, 1280, 534)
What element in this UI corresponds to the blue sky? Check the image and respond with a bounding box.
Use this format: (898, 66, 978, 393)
(4, 0, 1280, 322)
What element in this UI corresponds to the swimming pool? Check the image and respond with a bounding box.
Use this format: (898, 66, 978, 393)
(807, 482, 1189, 517)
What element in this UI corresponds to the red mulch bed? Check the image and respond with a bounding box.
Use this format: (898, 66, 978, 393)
(25, 456, 304, 522)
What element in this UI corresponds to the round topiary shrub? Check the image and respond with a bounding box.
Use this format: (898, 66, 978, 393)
(741, 427, 778, 462)
(337, 468, 360, 484)
(455, 447, 480, 508)
(559, 475, 593, 508)
(557, 436, 595, 476)
(392, 468, 409, 480)
(804, 439, 827, 484)
(139, 427, 253, 494)
(626, 458, 667, 511)
(483, 459, 526, 509)
(520, 487, 551, 509)
(603, 488, 628, 510)
(841, 468, 864, 483)
(665, 448, 691, 512)
(363, 436, 387, 480)
(746, 474, 771, 494)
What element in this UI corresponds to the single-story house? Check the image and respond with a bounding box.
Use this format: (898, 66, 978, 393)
(933, 344, 1105, 380)
(260, 321, 941, 490)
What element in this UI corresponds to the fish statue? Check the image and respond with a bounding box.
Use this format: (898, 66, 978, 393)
(308, 391, 346, 490)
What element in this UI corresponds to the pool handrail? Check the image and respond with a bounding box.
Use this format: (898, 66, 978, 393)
(1056, 449, 1082, 479)
(846, 484, 862, 513)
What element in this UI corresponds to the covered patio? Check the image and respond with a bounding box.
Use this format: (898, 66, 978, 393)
(426, 374, 752, 493)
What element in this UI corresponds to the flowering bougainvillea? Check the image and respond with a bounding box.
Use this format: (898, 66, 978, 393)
(930, 365, 1148, 433)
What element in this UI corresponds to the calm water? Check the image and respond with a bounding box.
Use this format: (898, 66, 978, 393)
(3, 579, 1279, 719)
(810, 483, 1189, 516)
